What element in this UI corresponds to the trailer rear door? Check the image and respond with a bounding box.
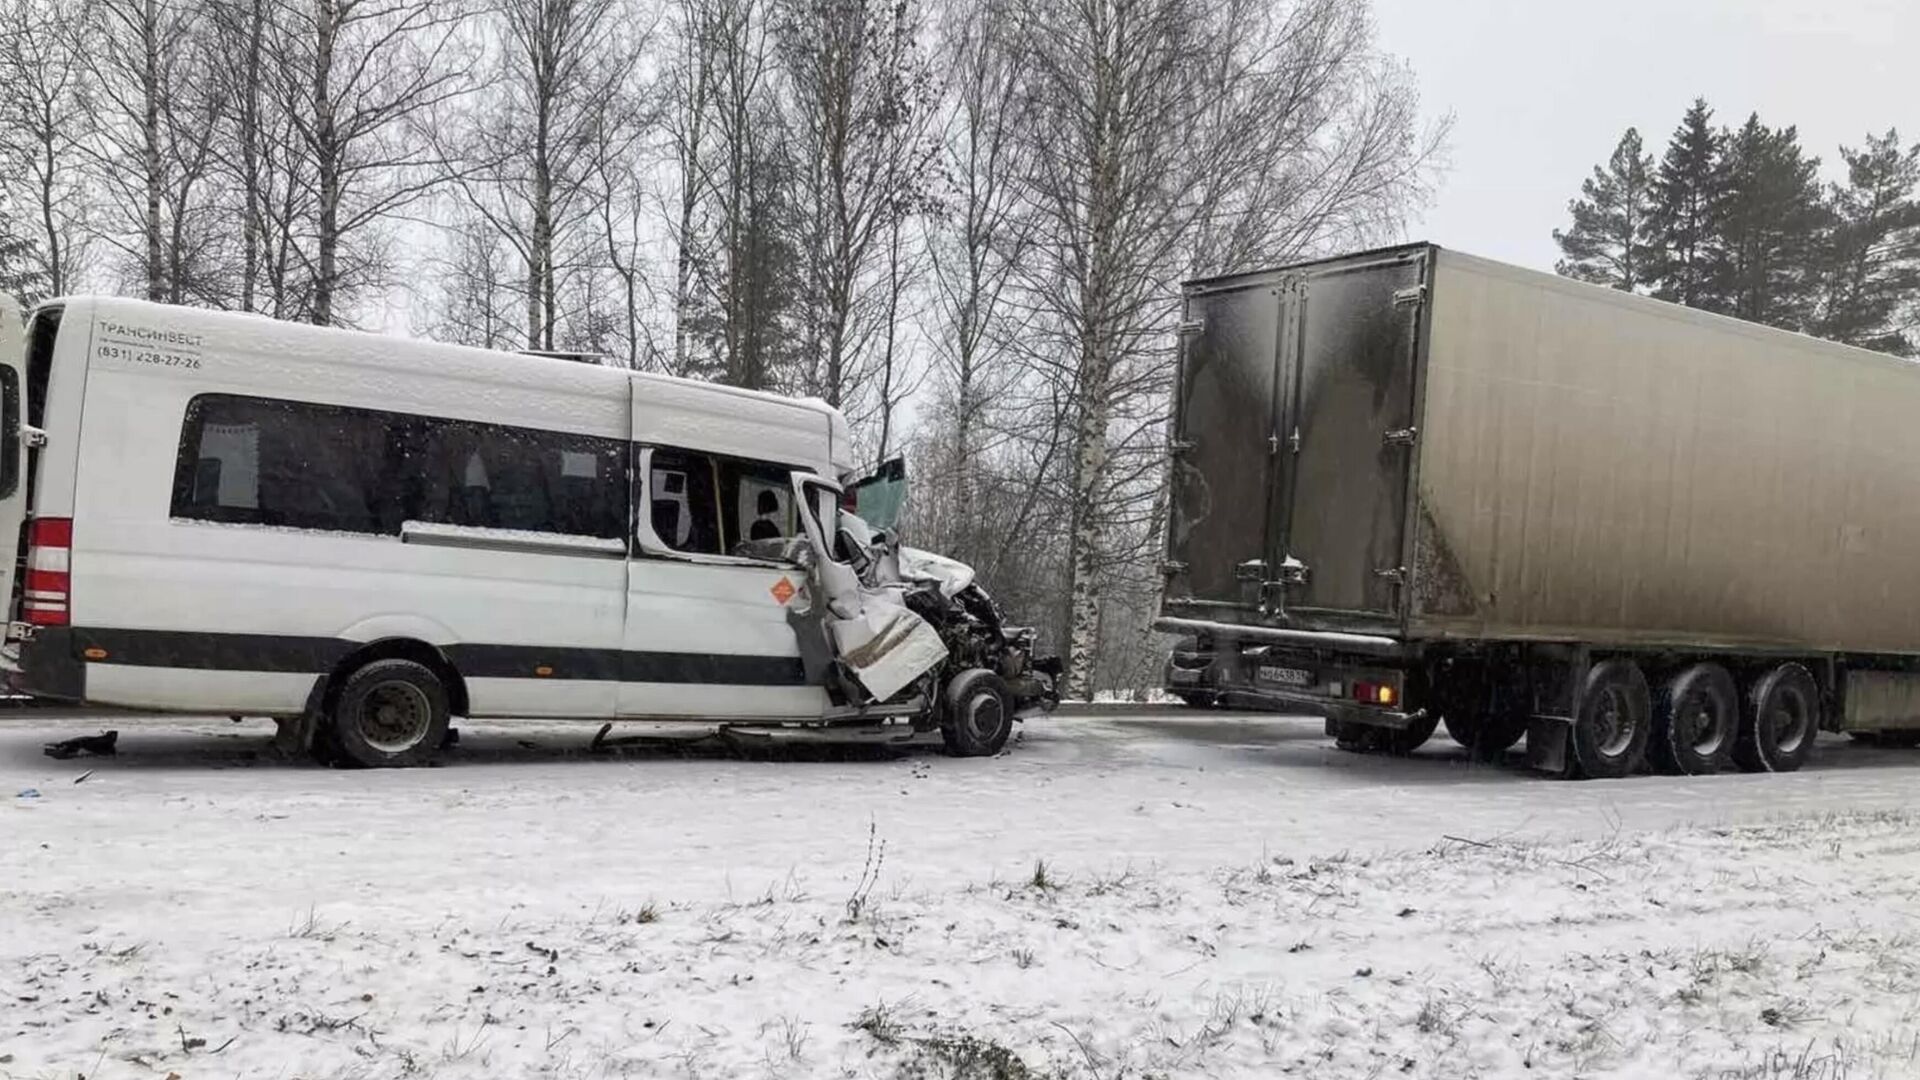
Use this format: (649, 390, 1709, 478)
(1275, 252, 1427, 623)
(1166, 282, 1285, 613)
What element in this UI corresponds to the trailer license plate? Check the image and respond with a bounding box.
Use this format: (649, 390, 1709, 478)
(1259, 665, 1313, 688)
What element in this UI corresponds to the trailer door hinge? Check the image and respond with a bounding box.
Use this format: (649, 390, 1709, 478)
(1278, 558, 1309, 585)
(1233, 559, 1267, 582)
(1169, 437, 1196, 454)
(1383, 426, 1417, 447)
(1393, 285, 1425, 307)
(1160, 560, 1187, 577)
(1374, 566, 1408, 585)
(1178, 318, 1206, 336)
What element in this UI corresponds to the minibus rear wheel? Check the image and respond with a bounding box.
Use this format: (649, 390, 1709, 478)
(329, 659, 452, 768)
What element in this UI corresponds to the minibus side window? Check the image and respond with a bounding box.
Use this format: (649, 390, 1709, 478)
(643, 448, 722, 555)
(718, 461, 794, 550)
(638, 448, 806, 560)
(410, 418, 626, 540)
(173, 394, 629, 541)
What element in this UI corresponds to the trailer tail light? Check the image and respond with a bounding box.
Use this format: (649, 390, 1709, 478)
(23, 517, 72, 627)
(1352, 681, 1397, 707)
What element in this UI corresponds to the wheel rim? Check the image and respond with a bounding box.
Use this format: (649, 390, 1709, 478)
(1593, 685, 1636, 757)
(1768, 685, 1812, 755)
(1678, 692, 1727, 757)
(358, 681, 433, 753)
(962, 691, 1006, 744)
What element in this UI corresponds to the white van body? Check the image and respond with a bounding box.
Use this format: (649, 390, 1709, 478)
(5, 296, 929, 734)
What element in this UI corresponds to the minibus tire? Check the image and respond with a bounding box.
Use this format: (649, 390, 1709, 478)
(329, 659, 452, 768)
(942, 669, 1013, 757)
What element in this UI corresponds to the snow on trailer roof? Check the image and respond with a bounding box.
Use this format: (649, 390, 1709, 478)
(57, 295, 860, 478)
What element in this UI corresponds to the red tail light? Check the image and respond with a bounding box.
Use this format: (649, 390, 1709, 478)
(23, 517, 72, 627)
(1352, 680, 1397, 706)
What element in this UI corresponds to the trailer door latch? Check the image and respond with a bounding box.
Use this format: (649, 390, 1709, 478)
(1233, 559, 1267, 582)
(1383, 426, 1417, 447)
(1374, 566, 1408, 585)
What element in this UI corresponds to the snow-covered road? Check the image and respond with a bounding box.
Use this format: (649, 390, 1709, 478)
(6, 710, 1920, 1077)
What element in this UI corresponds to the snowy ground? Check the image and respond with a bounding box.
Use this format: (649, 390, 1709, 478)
(6, 710, 1920, 1078)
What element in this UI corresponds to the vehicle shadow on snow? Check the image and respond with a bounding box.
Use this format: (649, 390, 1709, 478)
(1083, 711, 1920, 783)
(0, 716, 932, 772)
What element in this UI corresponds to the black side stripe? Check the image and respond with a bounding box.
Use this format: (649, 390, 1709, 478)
(72, 628, 355, 673)
(67, 628, 808, 686)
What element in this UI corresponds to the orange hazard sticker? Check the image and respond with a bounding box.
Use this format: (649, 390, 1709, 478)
(770, 576, 797, 605)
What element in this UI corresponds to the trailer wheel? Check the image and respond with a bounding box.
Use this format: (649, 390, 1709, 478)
(1734, 663, 1819, 773)
(942, 668, 1013, 757)
(1176, 691, 1220, 710)
(1649, 663, 1737, 775)
(1570, 660, 1651, 779)
(328, 659, 451, 768)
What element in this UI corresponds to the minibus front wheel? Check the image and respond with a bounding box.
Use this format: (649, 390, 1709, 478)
(327, 659, 452, 768)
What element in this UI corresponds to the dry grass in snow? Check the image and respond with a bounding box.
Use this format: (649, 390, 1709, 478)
(6, 811, 1920, 1078)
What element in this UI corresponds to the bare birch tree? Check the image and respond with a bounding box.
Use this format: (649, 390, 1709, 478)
(1004, 0, 1443, 697)
(0, 0, 92, 297)
(701, 0, 796, 389)
(442, 0, 636, 351)
(777, 0, 936, 416)
(272, 0, 471, 324)
(79, 0, 220, 301)
(915, 4, 1035, 565)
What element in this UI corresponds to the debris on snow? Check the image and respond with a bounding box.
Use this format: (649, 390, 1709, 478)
(42, 729, 118, 759)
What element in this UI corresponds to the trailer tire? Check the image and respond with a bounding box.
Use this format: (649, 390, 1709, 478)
(1569, 660, 1651, 779)
(328, 659, 451, 769)
(1176, 691, 1220, 710)
(942, 668, 1013, 757)
(1734, 663, 1819, 773)
(1649, 663, 1738, 775)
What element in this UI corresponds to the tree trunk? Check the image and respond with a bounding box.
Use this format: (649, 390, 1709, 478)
(141, 0, 163, 302)
(874, 212, 903, 465)
(530, 87, 552, 349)
(1064, 362, 1112, 701)
(239, 0, 263, 310)
(37, 131, 62, 297)
(311, 0, 339, 324)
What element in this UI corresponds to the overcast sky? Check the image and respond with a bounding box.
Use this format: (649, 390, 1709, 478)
(1371, 0, 1920, 272)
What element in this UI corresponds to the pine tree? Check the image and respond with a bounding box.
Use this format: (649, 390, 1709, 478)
(0, 196, 47, 305)
(1814, 130, 1920, 356)
(1711, 115, 1829, 331)
(1648, 99, 1726, 310)
(1553, 127, 1656, 291)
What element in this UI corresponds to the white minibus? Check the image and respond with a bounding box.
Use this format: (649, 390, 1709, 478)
(1, 297, 1057, 765)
